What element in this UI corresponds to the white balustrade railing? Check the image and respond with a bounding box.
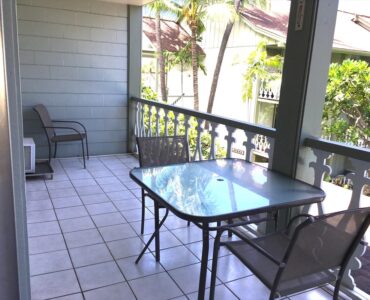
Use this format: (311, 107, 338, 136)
(131, 97, 276, 164)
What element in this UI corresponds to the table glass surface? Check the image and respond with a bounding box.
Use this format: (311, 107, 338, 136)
(130, 159, 325, 220)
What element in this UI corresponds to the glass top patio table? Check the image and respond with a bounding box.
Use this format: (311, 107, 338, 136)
(130, 158, 326, 223)
(130, 158, 325, 300)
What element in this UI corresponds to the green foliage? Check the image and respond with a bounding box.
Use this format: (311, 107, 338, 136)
(242, 41, 283, 101)
(322, 59, 370, 147)
(147, 0, 179, 18)
(141, 85, 159, 101)
(178, 0, 207, 37)
(163, 42, 207, 75)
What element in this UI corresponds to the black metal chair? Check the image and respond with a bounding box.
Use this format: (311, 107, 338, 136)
(136, 136, 190, 235)
(33, 104, 89, 168)
(210, 207, 370, 300)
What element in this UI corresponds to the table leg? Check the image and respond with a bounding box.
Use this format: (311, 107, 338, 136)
(198, 224, 209, 300)
(154, 202, 160, 261)
(135, 206, 168, 264)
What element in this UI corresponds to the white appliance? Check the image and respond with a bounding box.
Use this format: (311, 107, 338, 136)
(23, 137, 36, 173)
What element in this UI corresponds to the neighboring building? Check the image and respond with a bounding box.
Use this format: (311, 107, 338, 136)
(198, 4, 370, 127)
(239, 5, 370, 126)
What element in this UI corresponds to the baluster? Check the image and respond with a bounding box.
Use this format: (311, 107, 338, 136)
(340, 159, 370, 291)
(155, 107, 160, 136)
(265, 137, 275, 169)
(305, 148, 333, 216)
(163, 109, 169, 136)
(243, 131, 255, 162)
(209, 122, 219, 160)
(225, 126, 236, 158)
(173, 112, 179, 136)
(184, 115, 191, 143)
(135, 102, 140, 137)
(147, 105, 153, 137)
(342, 241, 368, 291)
(309, 149, 333, 188)
(193, 118, 204, 161)
(140, 103, 145, 137)
(346, 159, 370, 210)
(257, 134, 264, 152)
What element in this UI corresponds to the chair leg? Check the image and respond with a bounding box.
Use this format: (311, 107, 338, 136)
(210, 230, 222, 300)
(85, 135, 89, 159)
(53, 142, 58, 158)
(333, 277, 342, 300)
(81, 139, 86, 168)
(141, 190, 145, 235)
(187, 221, 190, 226)
(47, 141, 52, 164)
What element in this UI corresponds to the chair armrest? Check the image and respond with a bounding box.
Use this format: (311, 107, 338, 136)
(219, 227, 284, 266)
(43, 126, 84, 138)
(287, 214, 316, 232)
(52, 120, 87, 133)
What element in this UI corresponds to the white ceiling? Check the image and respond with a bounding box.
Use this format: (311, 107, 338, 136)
(98, 0, 153, 5)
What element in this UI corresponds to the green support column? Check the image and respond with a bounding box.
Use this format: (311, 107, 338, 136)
(272, 0, 338, 177)
(127, 5, 142, 153)
(271, 0, 338, 229)
(0, 0, 30, 299)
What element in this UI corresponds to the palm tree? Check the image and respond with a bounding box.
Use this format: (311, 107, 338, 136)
(148, 0, 178, 102)
(206, 0, 269, 115)
(178, 0, 206, 110)
(241, 41, 283, 102)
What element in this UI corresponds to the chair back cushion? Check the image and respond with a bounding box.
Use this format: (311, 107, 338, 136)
(33, 104, 55, 140)
(136, 136, 189, 167)
(281, 208, 370, 282)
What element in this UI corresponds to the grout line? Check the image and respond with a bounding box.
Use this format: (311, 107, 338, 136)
(42, 161, 86, 300)
(75, 155, 139, 299)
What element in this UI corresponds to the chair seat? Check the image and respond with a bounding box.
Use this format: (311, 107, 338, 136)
(51, 133, 86, 142)
(224, 232, 337, 297)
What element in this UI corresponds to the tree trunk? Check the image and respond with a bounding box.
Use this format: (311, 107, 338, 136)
(207, 0, 241, 115)
(156, 11, 167, 102)
(207, 20, 234, 114)
(191, 26, 199, 110)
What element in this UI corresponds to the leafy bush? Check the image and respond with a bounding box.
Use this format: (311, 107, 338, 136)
(322, 59, 370, 147)
(141, 85, 158, 101)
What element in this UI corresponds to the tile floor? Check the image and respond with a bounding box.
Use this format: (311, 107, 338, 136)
(26, 154, 348, 300)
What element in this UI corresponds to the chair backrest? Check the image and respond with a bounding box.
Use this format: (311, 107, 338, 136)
(33, 104, 55, 140)
(281, 208, 370, 282)
(136, 136, 190, 168)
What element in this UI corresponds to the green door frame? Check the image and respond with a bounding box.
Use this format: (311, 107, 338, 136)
(0, 0, 30, 299)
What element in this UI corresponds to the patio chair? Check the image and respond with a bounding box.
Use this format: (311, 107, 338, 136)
(33, 104, 89, 168)
(136, 136, 190, 235)
(210, 207, 370, 300)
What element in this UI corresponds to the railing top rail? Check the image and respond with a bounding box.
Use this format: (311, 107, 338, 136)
(304, 137, 370, 162)
(131, 97, 276, 137)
